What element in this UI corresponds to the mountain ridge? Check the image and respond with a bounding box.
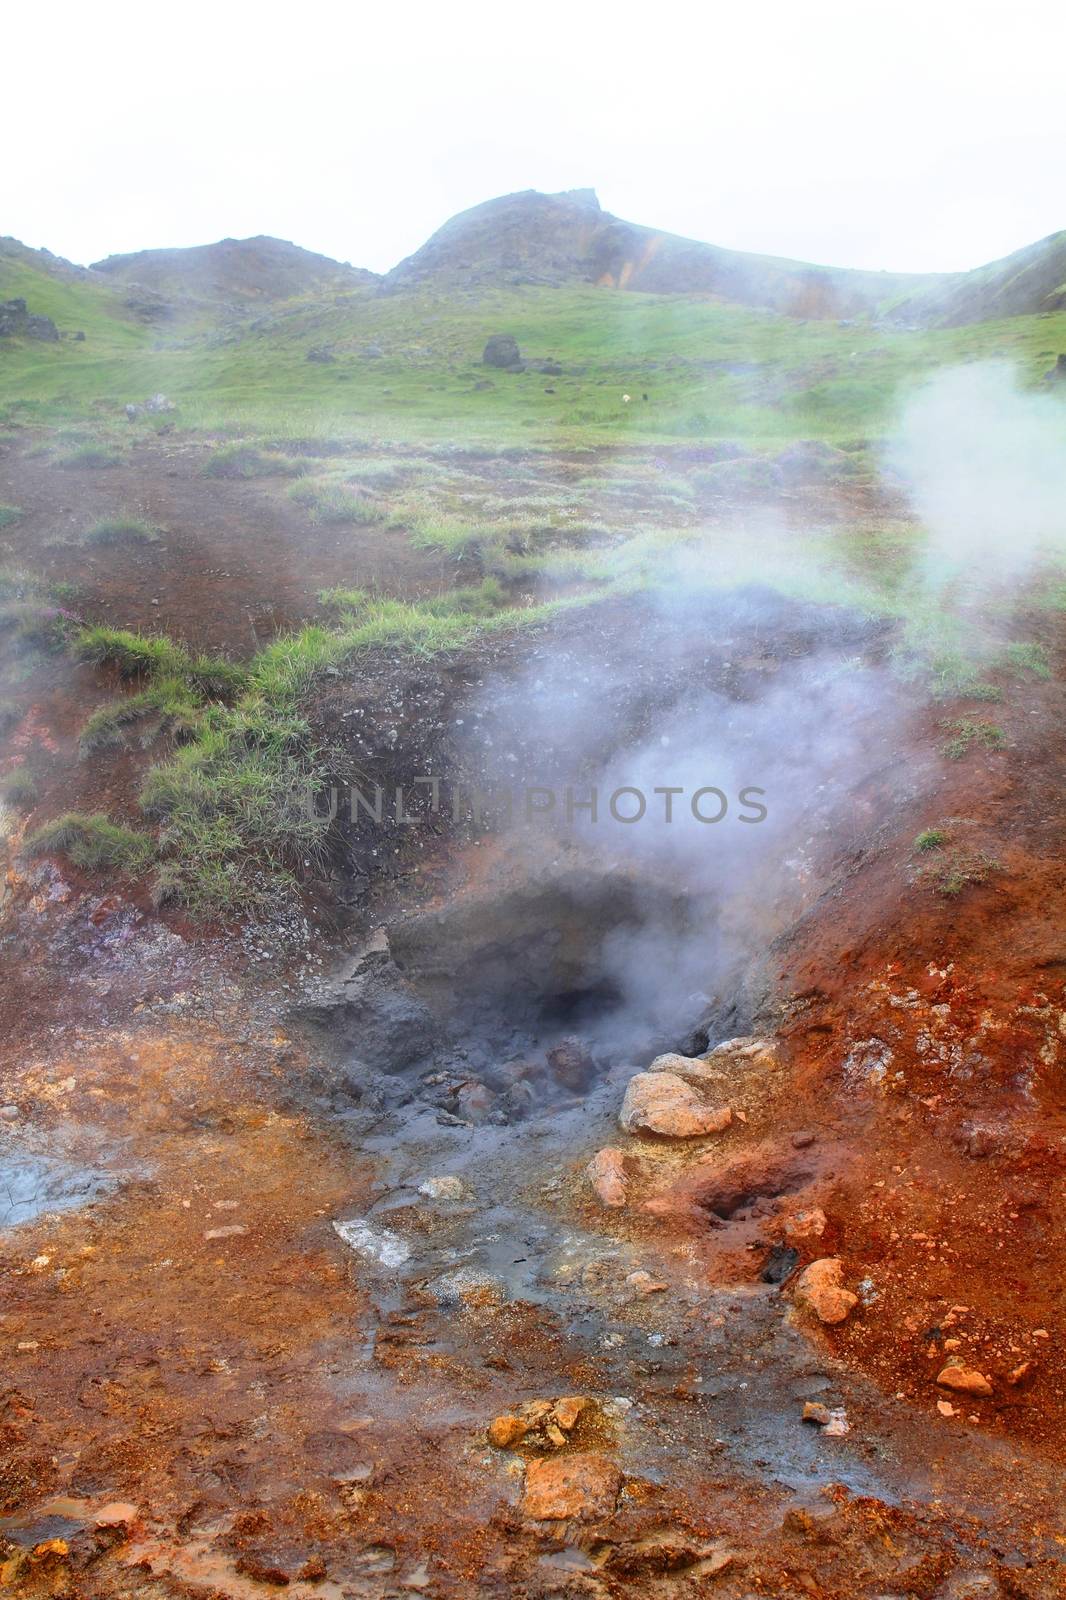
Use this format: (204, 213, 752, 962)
(4, 192, 1066, 329)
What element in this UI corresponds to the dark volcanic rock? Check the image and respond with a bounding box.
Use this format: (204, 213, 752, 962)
(0, 298, 59, 340)
(483, 333, 522, 369)
(289, 960, 437, 1075)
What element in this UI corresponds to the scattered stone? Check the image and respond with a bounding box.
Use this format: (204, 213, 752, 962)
(234, 1553, 290, 1586)
(487, 1396, 592, 1452)
(936, 1364, 994, 1397)
(417, 1175, 472, 1202)
(626, 1270, 667, 1295)
(552, 1396, 588, 1431)
(791, 1130, 817, 1148)
(487, 1414, 528, 1449)
(793, 1258, 859, 1325)
(620, 1072, 732, 1139)
(0, 1105, 19, 1120)
(705, 1036, 777, 1068)
(937, 1400, 957, 1417)
(125, 392, 176, 419)
(546, 1036, 595, 1091)
(585, 1147, 629, 1207)
(306, 345, 335, 362)
(521, 1452, 622, 1521)
(783, 1207, 827, 1241)
(802, 1401, 831, 1425)
(333, 1217, 411, 1270)
(203, 1225, 247, 1240)
(647, 1051, 725, 1083)
(761, 1244, 800, 1285)
(1007, 1361, 1033, 1386)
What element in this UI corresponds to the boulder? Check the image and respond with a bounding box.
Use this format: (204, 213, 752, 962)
(793, 1258, 858, 1325)
(546, 1035, 595, 1091)
(620, 1072, 732, 1139)
(647, 1051, 726, 1084)
(521, 1452, 622, 1521)
(585, 1146, 629, 1207)
(936, 1364, 993, 1397)
(0, 298, 59, 341)
(482, 333, 522, 369)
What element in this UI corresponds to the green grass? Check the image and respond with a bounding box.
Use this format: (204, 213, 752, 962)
(929, 851, 1002, 898)
(0, 505, 22, 529)
(57, 443, 123, 469)
(83, 515, 160, 546)
(941, 718, 1007, 759)
(24, 813, 155, 874)
(4, 232, 1066, 447)
(71, 625, 247, 697)
(203, 443, 306, 479)
(78, 678, 201, 755)
(1001, 640, 1051, 679)
(914, 827, 948, 852)
(288, 477, 386, 524)
(0, 766, 37, 809)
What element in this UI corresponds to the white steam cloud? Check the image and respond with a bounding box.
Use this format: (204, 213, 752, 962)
(887, 361, 1066, 589)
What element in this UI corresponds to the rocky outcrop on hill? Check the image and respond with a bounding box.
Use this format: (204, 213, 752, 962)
(0, 298, 59, 340)
(383, 188, 929, 319)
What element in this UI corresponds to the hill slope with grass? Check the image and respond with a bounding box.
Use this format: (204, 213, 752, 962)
(888, 229, 1066, 327)
(383, 187, 932, 317)
(91, 236, 379, 305)
(0, 237, 148, 349)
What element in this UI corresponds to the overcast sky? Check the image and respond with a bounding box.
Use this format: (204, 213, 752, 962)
(7, 1, 1065, 277)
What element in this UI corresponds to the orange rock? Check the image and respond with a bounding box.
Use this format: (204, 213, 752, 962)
(521, 1452, 622, 1520)
(585, 1147, 629, 1207)
(552, 1396, 589, 1431)
(936, 1365, 993, 1397)
(619, 1072, 732, 1139)
(487, 1413, 528, 1449)
(793, 1258, 858, 1325)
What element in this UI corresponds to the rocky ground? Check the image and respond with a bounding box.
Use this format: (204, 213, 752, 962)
(0, 438, 1063, 1599)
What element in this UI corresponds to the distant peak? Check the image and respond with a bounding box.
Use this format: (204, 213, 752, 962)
(555, 188, 601, 211)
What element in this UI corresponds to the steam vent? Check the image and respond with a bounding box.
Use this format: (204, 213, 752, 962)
(2, 20, 1066, 1586)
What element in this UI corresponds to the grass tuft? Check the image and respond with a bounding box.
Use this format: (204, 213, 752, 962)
(941, 718, 1007, 760)
(0, 505, 22, 528)
(83, 516, 160, 546)
(24, 812, 155, 873)
(0, 766, 37, 809)
(288, 478, 386, 524)
(204, 443, 306, 479)
(57, 443, 123, 469)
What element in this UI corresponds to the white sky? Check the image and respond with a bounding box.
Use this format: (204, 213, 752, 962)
(7, 0, 1065, 277)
